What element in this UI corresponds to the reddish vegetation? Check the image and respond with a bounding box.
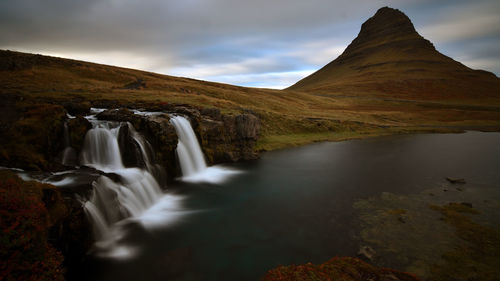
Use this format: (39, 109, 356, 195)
(261, 257, 421, 281)
(0, 171, 64, 281)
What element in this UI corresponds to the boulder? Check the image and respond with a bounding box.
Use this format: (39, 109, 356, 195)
(96, 108, 139, 123)
(196, 113, 260, 164)
(446, 177, 466, 184)
(134, 114, 179, 181)
(358, 245, 376, 261)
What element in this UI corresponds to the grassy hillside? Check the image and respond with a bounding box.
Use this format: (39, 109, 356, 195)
(289, 7, 500, 102)
(1, 48, 500, 152)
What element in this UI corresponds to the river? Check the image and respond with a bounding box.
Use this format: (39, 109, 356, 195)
(75, 131, 500, 281)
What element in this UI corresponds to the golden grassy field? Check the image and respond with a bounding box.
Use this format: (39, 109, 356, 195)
(1, 50, 500, 152)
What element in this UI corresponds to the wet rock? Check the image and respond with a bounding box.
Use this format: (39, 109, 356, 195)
(67, 116, 91, 152)
(80, 105, 260, 176)
(170, 106, 201, 119)
(135, 114, 178, 181)
(197, 113, 260, 164)
(398, 214, 408, 223)
(446, 177, 466, 184)
(358, 245, 376, 261)
(118, 123, 147, 169)
(460, 202, 473, 208)
(49, 197, 93, 269)
(96, 108, 138, 122)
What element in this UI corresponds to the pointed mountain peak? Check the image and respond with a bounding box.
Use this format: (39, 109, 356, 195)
(338, 6, 434, 59)
(360, 7, 416, 37)
(288, 7, 499, 98)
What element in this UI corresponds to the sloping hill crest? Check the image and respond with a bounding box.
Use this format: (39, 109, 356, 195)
(288, 7, 500, 99)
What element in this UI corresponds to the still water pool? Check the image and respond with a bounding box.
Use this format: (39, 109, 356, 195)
(77, 131, 500, 281)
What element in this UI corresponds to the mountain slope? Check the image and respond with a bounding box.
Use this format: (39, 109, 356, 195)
(288, 7, 500, 99)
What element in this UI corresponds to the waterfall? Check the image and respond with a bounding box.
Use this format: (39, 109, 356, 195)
(61, 121, 77, 166)
(80, 123, 123, 172)
(81, 121, 163, 241)
(124, 122, 166, 184)
(170, 116, 207, 176)
(170, 115, 239, 183)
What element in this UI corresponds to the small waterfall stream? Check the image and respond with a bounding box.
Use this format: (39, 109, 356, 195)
(170, 115, 239, 183)
(81, 121, 163, 242)
(169, 116, 207, 176)
(61, 121, 77, 166)
(78, 111, 236, 257)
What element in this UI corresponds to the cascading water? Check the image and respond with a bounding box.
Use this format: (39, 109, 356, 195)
(170, 115, 239, 183)
(61, 121, 77, 166)
(169, 116, 207, 177)
(81, 121, 163, 242)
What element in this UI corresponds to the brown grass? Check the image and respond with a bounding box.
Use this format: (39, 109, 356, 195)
(1, 50, 500, 151)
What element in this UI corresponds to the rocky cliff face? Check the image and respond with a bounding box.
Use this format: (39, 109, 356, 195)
(96, 106, 260, 175)
(195, 108, 260, 164)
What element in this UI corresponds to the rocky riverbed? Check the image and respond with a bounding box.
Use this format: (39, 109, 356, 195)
(354, 180, 500, 280)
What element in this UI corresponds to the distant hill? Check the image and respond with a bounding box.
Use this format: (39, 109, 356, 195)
(288, 7, 500, 99)
(2, 7, 500, 152)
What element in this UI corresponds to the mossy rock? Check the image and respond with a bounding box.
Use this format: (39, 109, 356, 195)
(0, 103, 66, 170)
(261, 257, 421, 281)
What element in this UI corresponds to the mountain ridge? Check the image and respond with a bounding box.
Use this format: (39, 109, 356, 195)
(1, 7, 500, 152)
(288, 7, 499, 99)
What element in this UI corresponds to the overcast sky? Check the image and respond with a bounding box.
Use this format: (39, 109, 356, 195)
(1, 0, 499, 89)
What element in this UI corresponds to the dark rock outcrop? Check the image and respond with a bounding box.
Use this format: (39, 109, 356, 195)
(0, 102, 67, 170)
(47, 192, 92, 271)
(96, 108, 138, 122)
(195, 109, 260, 164)
(96, 106, 260, 176)
(67, 116, 91, 152)
(97, 108, 179, 180)
(135, 114, 178, 180)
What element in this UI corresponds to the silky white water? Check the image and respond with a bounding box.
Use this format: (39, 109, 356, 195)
(61, 121, 77, 166)
(169, 116, 207, 176)
(80, 121, 180, 249)
(170, 115, 239, 183)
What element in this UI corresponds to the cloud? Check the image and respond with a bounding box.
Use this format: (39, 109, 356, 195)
(420, 12, 500, 43)
(0, 0, 499, 87)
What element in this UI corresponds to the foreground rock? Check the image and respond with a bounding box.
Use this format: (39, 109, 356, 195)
(261, 257, 420, 281)
(0, 170, 92, 281)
